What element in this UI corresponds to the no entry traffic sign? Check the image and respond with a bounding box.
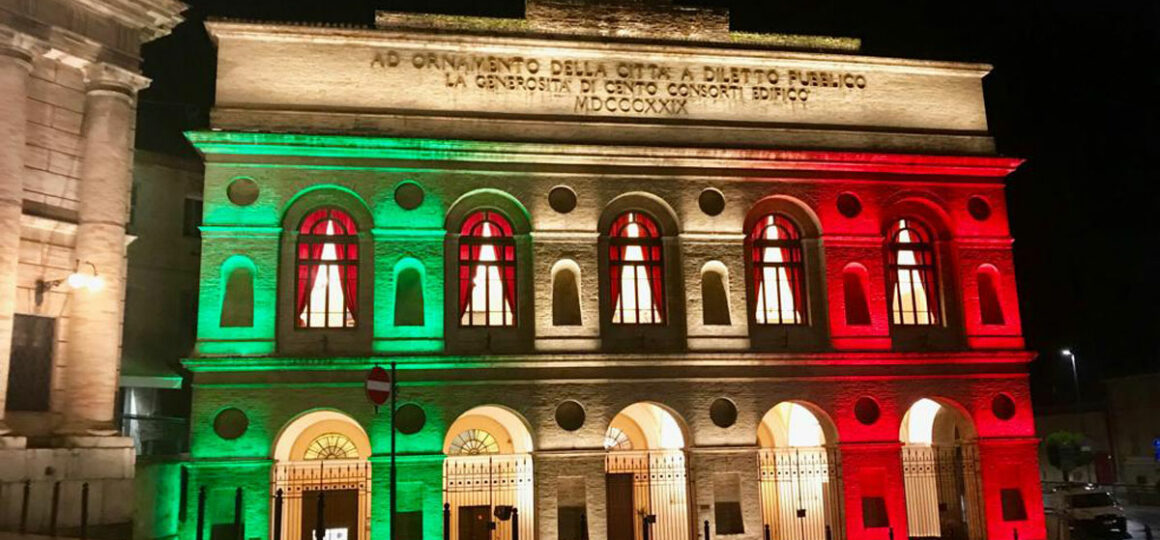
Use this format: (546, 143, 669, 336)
(365, 365, 392, 406)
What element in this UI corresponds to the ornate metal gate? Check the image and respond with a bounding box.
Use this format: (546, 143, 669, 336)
(271, 461, 372, 540)
(901, 444, 984, 540)
(443, 454, 534, 540)
(759, 447, 845, 540)
(605, 450, 692, 540)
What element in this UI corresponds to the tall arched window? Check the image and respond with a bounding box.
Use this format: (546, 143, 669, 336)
(749, 213, 806, 325)
(608, 211, 664, 324)
(295, 208, 359, 328)
(459, 210, 516, 327)
(887, 218, 940, 326)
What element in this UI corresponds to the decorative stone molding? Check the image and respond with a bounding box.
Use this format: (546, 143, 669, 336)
(73, 0, 187, 42)
(83, 61, 151, 96)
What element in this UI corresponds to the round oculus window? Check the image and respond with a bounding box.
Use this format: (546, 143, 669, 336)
(698, 188, 726, 216)
(226, 177, 259, 206)
(548, 186, 577, 214)
(394, 181, 425, 210)
(555, 400, 586, 432)
(854, 397, 881, 426)
(394, 403, 427, 435)
(968, 196, 992, 221)
(709, 398, 738, 428)
(837, 192, 863, 218)
(991, 394, 1017, 421)
(213, 408, 249, 440)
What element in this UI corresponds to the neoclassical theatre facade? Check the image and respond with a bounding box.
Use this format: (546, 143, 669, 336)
(180, 2, 1044, 540)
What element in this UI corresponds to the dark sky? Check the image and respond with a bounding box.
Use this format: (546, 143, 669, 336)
(138, 1, 1160, 408)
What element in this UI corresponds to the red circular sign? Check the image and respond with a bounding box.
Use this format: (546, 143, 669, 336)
(365, 366, 391, 406)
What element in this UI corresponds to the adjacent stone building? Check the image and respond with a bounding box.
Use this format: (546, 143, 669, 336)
(0, 0, 184, 531)
(179, 2, 1045, 540)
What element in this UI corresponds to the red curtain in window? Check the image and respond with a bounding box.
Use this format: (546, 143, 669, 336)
(457, 211, 516, 318)
(608, 212, 664, 320)
(748, 214, 804, 323)
(295, 208, 359, 324)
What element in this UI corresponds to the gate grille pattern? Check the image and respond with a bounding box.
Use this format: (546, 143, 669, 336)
(605, 450, 691, 540)
(271, 461, 372, 540)
(901, 444, 984, 540)
(759, 447, 845, 540)
(443, 454, 534, 540)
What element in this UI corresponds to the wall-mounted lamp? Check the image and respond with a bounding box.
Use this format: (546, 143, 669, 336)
(35, 260, 103, 306)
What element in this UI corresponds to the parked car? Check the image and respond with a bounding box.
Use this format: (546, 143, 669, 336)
(1051, 485, 1129, 539)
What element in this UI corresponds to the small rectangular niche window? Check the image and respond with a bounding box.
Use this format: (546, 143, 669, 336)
(861, 497, 889, 528)
(713, 472, 744, 534)
(1000, 489, 1027, 521)
(558, 476, 587, 540)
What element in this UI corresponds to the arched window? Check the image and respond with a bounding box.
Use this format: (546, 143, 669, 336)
(749, 213, 806, 325)
(608, 211, 664, 324)
(448, 429, 500, 455)
(303, 433, 359, 460)
(458, 211, 516, 327)
(886, 218, 940, 326)
(295, 208, 359, 328)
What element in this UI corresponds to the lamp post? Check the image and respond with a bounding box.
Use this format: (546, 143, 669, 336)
(1062, 348, 1079, 401)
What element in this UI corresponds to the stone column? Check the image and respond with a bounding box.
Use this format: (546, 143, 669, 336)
(0, 31, 37, 438)
(57, 63, 149, 436)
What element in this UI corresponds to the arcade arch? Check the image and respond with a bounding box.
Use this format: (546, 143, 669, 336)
(604, 402, 692, 540)
(271, 410, 372, 540)
(757, 402, 845, 540)
(900, 398, 985, 540)
(442, 406, 534, 540)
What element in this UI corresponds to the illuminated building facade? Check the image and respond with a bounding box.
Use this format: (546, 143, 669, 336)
(179, 2, 1045, 540)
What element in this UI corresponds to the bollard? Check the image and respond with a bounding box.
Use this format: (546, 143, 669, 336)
(273, 489, 284, 540)
(50, 481, 61, 537)
(443, 503, 451, 540)
(512, 508, 519, 540)
(889, 527, 895, 540)
(826, 525, 833, 540)
(1014, 527, 1019, 540)
(197, 486, 207, 540)
(80, 482, 90, 540)
(580, 512, 588, 540)
(20, 479, 30, 533)
(315, 491, 326, 540)
(234, 487, 244, 540)
(704, 519, 710, 540)
(765, 524, 772, 540)
(1145, 524, 1153, 540)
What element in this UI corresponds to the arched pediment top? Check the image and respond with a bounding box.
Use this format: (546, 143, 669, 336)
(445, 189, 532, 234)
(282, 185, 374, 231)
(881, 193, 953, 241)
(745, 195, 822, 238)
(599, 192, 680, 235)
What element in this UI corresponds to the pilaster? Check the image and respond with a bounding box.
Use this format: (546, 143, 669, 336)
(977, 437, 1047, 540)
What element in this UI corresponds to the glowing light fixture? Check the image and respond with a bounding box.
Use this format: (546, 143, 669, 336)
(35, 260, 103, 306)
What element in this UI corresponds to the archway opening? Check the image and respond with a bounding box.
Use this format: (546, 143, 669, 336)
(604, 402, 691, 540)
(900, 398, 984, 540)
(271, 410, 372, 540)
(757, 402, 845, 540)
(442, 406, 534, 540)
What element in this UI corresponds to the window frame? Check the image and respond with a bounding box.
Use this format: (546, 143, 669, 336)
(885, 218, 942, 326)
(457, 210, 518, 328)
(293, 207, 361, 330)
(607, 210, 666, 326)
(747, 213, 808, 326)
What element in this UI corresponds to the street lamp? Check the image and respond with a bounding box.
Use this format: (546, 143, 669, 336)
(1062, 348, 1079, 401)
(34, 260, 104, 306)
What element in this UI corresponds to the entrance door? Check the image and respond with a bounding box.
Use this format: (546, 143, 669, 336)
(606, 473, 635, 540)
(300, 490, 360, 540)
(458, 506, 492, 540)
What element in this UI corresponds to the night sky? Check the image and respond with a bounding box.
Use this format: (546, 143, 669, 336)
(137, 1, 1160, 409)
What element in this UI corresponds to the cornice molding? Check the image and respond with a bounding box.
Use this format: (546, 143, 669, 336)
(72, 0, 186, 42)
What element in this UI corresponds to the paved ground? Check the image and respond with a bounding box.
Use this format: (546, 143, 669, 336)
(1126, 506, 1160, 537)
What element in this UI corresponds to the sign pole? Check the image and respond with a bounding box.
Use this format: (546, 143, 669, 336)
(389, 361, 397, 540)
